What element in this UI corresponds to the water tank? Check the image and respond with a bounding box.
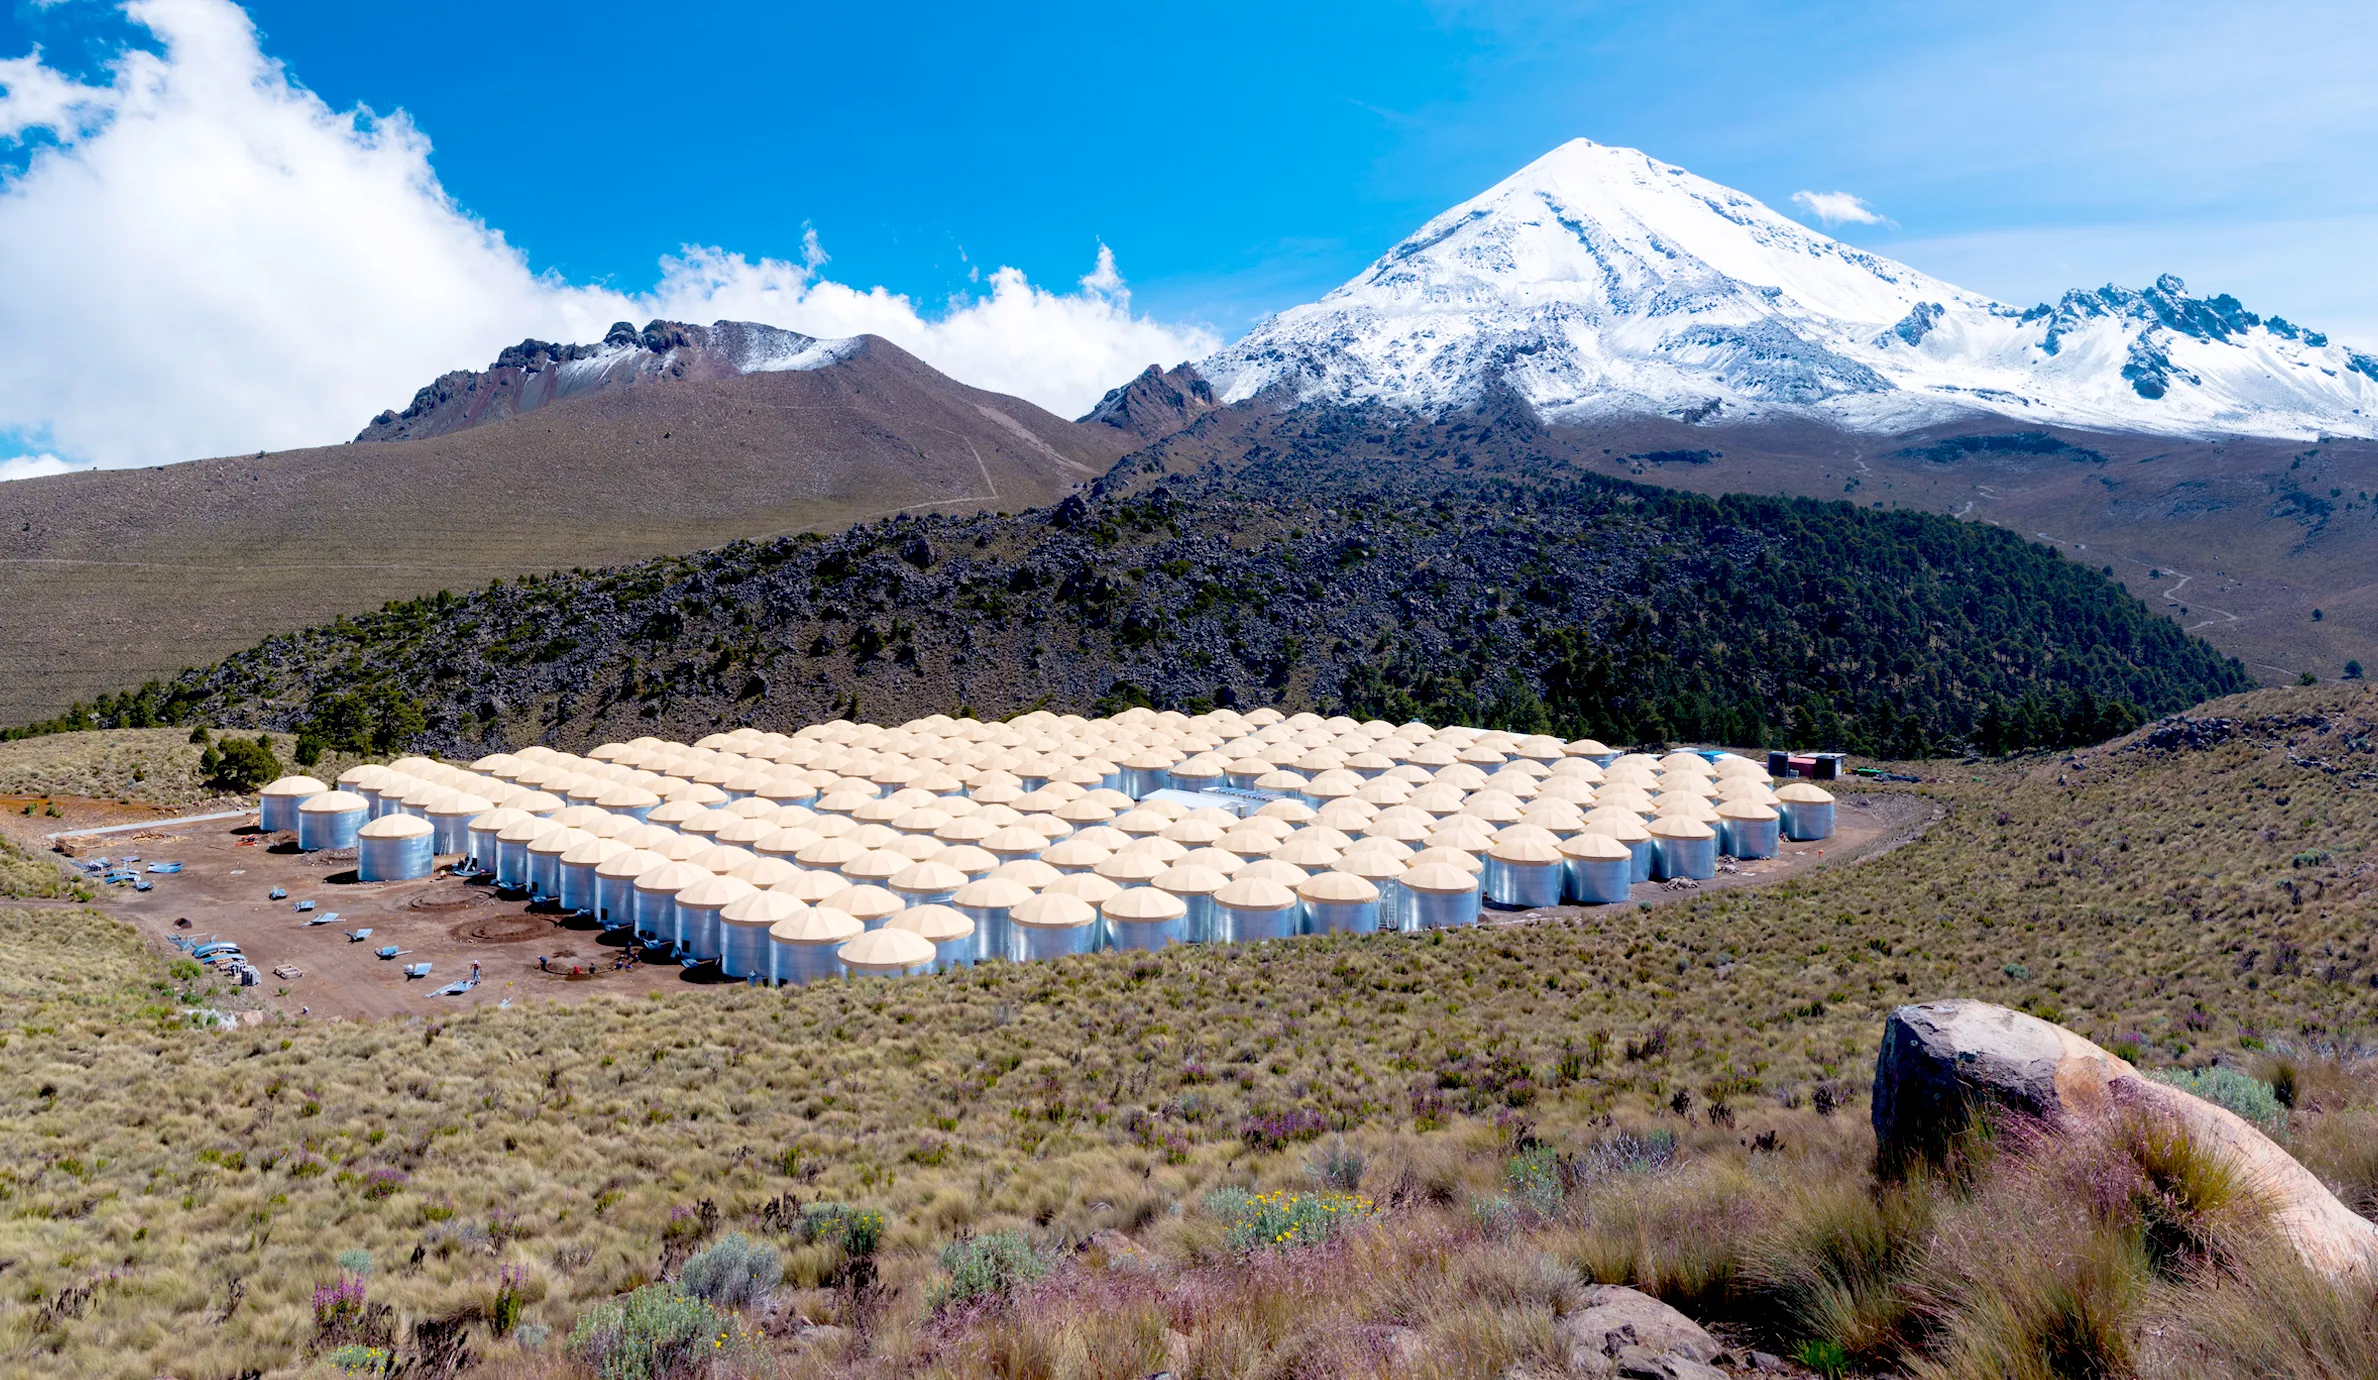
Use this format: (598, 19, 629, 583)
(1100, 884, 1187, 951)
(1649, 816, 1718, 881)
(1775, 783, 1836, 841)
(594, 848, 663, 930)
(1483, 836, 1565, 909)
(464, 807, 525, 876)
(1400, 862, 1481, 929)
(1335, 852, 1408, 932)
(526, 826, 586, 902)
(1153, 863, 1228, 944)
(1717, 801, 1781, 859)
(597, 784, 661, 821)
(1583, 813, 1655, 882)
(982, 825, 1049, 866)
(770, 907, 861, 985)
(558, 836, 628, 914)
(1007, 893, 1099, 962)
(428, 793, 492, 856)
(953, 876, 1033, 964)
(839, 926, 936, 979)
(721, 891, 803, 981)
(356, 813, 436, 882)
(888, 904, 977, 971)
(1300, 870, 1383, 934)
(889, 860, 966, 910)
(259, 776, 330, 834)
(337, 765, 392, 818)
(823, 884, 904, 930)
(1041, 837, 1113, 875)
(294, 790, 368, 852)
(1214, 876, 1300, 944)
(631, 860, 709, 948)
(675, 874, 756, 963)
(495, 817, 559, 891)
(1558, 832, 1633, 905)
(1121, 749, 1179, 800)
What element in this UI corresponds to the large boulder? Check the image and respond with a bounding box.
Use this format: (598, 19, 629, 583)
(1873, 999, 2378, 1278)
(1557, 1285, 1727, 1379)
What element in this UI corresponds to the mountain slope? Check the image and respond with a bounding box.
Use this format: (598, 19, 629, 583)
(135, 453, 2247, 760)
(0, 336, 1134, 726)
(1197, 139, 2378, 441)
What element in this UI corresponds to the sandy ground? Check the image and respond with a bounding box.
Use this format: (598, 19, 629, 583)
(4, 787, 1941, 1022)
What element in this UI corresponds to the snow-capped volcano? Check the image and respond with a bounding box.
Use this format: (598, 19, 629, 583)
(1197, 139, 2378, 440)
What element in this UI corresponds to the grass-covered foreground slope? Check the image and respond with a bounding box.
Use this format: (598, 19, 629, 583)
(87, 463, 2245, 760)
(3, 684, 2376, 1377)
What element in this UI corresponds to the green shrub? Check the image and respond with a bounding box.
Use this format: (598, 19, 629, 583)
(929, 1230, 1046, 1312)
(679, 1231, 781, 1308)
(799, 1201, 884, 1257)
(1506, 1145, 1565, 1219)
(1205, 1187, 1376, 1253)
(2145, 1066, 2287, 1133)
(568, 1285, 732, 1380)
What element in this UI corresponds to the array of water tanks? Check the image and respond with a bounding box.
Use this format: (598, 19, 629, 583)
(255, 707, 1837, 982)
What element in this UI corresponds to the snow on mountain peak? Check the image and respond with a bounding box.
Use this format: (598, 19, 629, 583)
(1198, 138, 2378, 440)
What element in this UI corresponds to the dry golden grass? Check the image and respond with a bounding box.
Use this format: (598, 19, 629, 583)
(2, 683, 2377, 1376)
(0, 726, 349, 811)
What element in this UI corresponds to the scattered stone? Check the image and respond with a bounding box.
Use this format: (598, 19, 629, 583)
(1872, 999, 2378, 1277)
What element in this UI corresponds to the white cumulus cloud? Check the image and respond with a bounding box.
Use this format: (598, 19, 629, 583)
(0, 0, 1216, 471)
(0, 451, 79, 483)
(1791, 189, 1889, 226)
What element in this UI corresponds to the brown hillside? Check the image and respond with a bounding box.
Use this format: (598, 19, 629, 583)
(0, 337, 1136, 724)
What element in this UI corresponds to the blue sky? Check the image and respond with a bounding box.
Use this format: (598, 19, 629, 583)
(0, 0, 2373, 471)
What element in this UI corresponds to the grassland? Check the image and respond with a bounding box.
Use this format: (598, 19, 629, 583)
(2, 684, 2376, 1377)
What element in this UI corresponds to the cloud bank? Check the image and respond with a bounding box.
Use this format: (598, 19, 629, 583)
(0, 0, 1216, 473)
(1790, 190, 1888, 226)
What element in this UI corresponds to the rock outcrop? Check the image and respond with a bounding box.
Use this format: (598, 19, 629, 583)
(1873, 999, 2378, 1278)
(1556, 1285, 1727, 1379)
(1079, 362, 1218, 442)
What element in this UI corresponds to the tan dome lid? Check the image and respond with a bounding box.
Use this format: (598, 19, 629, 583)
(771, 870, 848, 904)
(356, 813, 435, 840)
(337, 764, 390, 786)
(471, 753, 524, 773)
(931, 842, 998, 872)
(1179, 846, 1248, 875)
(1536, 778, 1598, 804)
(1407, 846, 1483, 875)
(677, 873, 758, 909)
(1649, 816, 1717, 840)
(710, 815, 775, 846)
(1716, 800, 1779, 821)
(1493, 823, 1561, 848)
(510, 790, 568, 814)
(890, 860, 967, 893)
(1039, 837, 1113, 869)
(1564, 738, 1611, 756)
(1559, 832, 1633, 861)
(498, 815, 567, 844)
(1152, 863, 1229, 896)
(687, 844, 754, 875)
(561, 836, 630, 867)
(822, 884, 904, 922)
(816, 788, 879, 814)
(468, 806, 532, 833)
(1270, 838, 1344, 870)
(932, 815, 1000, 844)
(950, 874, 1033, 910)
(1159, 817, 1228, 847)
(614, 822, 677, 849)
(733, 855, 803, 888)
(838, 926, 937, 970)
(1055, 797, 1118, 825)
(1583, 815, 1651, 845)
(772, 906, 862, 944)
(1011, 893, 1097, 929)
(549, 804, 609, 829)
(646, 799, 709, 828)
(992, 858, 1063, 889)
(976, 824, 1045, 853)
(1094, 851, 1169, 884)
(1254, 798, 1319, 825)
(1215, 876, 1297, 910)
(794, 837, 867, 869)
(1487, 835, 1564, 865)
(887, 903, 976, 943)
(431, 793, 495, 819)
(648, 833, 710, 862)
(1104, 887, 1189, 922)
(1775, 783, 1836, 804)
(1334, 851, 1407, 882)
(840, 849, 910, 883)
(595, 784, 663, 810)
(596, 848, 666, 881)
(633, 860, 712, 894)
(1396, 861, 1477, 894)
(1217, 826, 1281, 856)
(1168, 757, 1225, 780)
(1298, 870, 1380, 903)
(1122, 747, 1182, 770)
(1042, 872, 1121, 905)
(297, 790, 368, 813)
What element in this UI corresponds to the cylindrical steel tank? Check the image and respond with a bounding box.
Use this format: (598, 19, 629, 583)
(674, 874, 756, 963)
(631, 860, 709, 948)
(888, 860, 966, 910)
(1008, 893, 1099, 962)
(295, 790, 368, 852)
(839, 926, 936, 978)
(1558, 831, 1633, 904)
(1717, 801, 1781, 859)
(356, 813, 436, 882)
(1300, 870, 1383, 934)
(1213, 875, 1301, 943)
(1400, 862, 1481, 929)
(953, 876, 1033, 963)
(428, 793, 492, 856)
(260, 776, 330, 834)
(526, 826, 584, 901)
(770, 906, 861, 984)
(1102, 885, 1190, 951)
(1483, 836, 1565, 909)
(720, 890, 802, 980)
(1649, 816, 1718, 881)
(558, 836, 627, 913)
(594, 848, 662, 929)
(888, 904, 977, 970)
(1775, 783, 1836, 841)
(1152, 863, 1228, 943)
